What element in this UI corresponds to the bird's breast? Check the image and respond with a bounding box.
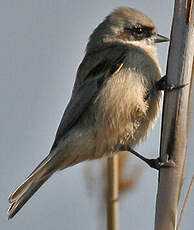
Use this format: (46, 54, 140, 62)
(93, 67, 162, 156)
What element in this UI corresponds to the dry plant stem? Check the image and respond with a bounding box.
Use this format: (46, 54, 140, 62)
(154, 1, 194, 230)
(177, 175, 194, 230)
(107, 155, 119, 230)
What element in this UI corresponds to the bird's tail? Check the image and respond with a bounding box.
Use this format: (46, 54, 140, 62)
(8, 154, 57, 219)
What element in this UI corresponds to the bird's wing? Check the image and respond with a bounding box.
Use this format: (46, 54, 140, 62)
(51, 47, 127, 150)
(8, 46, 128, 219)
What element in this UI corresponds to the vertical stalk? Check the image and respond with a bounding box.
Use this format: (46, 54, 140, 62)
(154, 0, 194, 230)
(107, 155, 119, 230)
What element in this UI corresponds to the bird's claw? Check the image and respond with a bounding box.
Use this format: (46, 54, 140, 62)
(145, 157, 176, 170)
(123, 146, 176, 170)
(156, 76, 188, 92)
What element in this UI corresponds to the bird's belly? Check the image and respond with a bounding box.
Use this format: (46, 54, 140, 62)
(57, 71, 162, 166)
(93, 74, 162, 157)
(94, 98, 160, 158)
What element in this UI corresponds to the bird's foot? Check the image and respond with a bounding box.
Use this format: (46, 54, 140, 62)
(156, 76, 188, 91)
(144, 157, 176, 170)
(121, 146, 176, 170)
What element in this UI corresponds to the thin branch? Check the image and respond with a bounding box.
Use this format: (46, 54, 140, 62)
(154, 0, 194, 230)
(107, 155, 119, 230)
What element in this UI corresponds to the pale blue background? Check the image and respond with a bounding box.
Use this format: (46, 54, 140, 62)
(0, 1, 193, 230)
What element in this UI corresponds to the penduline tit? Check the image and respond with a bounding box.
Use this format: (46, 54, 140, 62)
(8, 7, 171, 219)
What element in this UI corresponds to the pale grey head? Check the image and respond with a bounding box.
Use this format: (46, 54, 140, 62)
(87, 7, 169, 51)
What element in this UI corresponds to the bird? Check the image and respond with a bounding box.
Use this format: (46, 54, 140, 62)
(8, 7, 169, 219)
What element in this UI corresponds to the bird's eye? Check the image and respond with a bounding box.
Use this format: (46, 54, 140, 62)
(124, 26, 145, 36)
(124, 26, 152, 40)
(132, 27, 144, 34)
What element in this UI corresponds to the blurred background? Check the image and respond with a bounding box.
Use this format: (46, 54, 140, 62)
(0, 1, 193, 229)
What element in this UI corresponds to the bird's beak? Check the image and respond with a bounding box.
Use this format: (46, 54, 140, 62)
(155, 34, 169, 43)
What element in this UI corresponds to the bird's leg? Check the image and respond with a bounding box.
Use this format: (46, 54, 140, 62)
(144, 76, 188, 101)
(145, 75, 188, 101)
(123, 75, 187, 169)
(119, 146, 175, 170)
(156, 75, 188, 91)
